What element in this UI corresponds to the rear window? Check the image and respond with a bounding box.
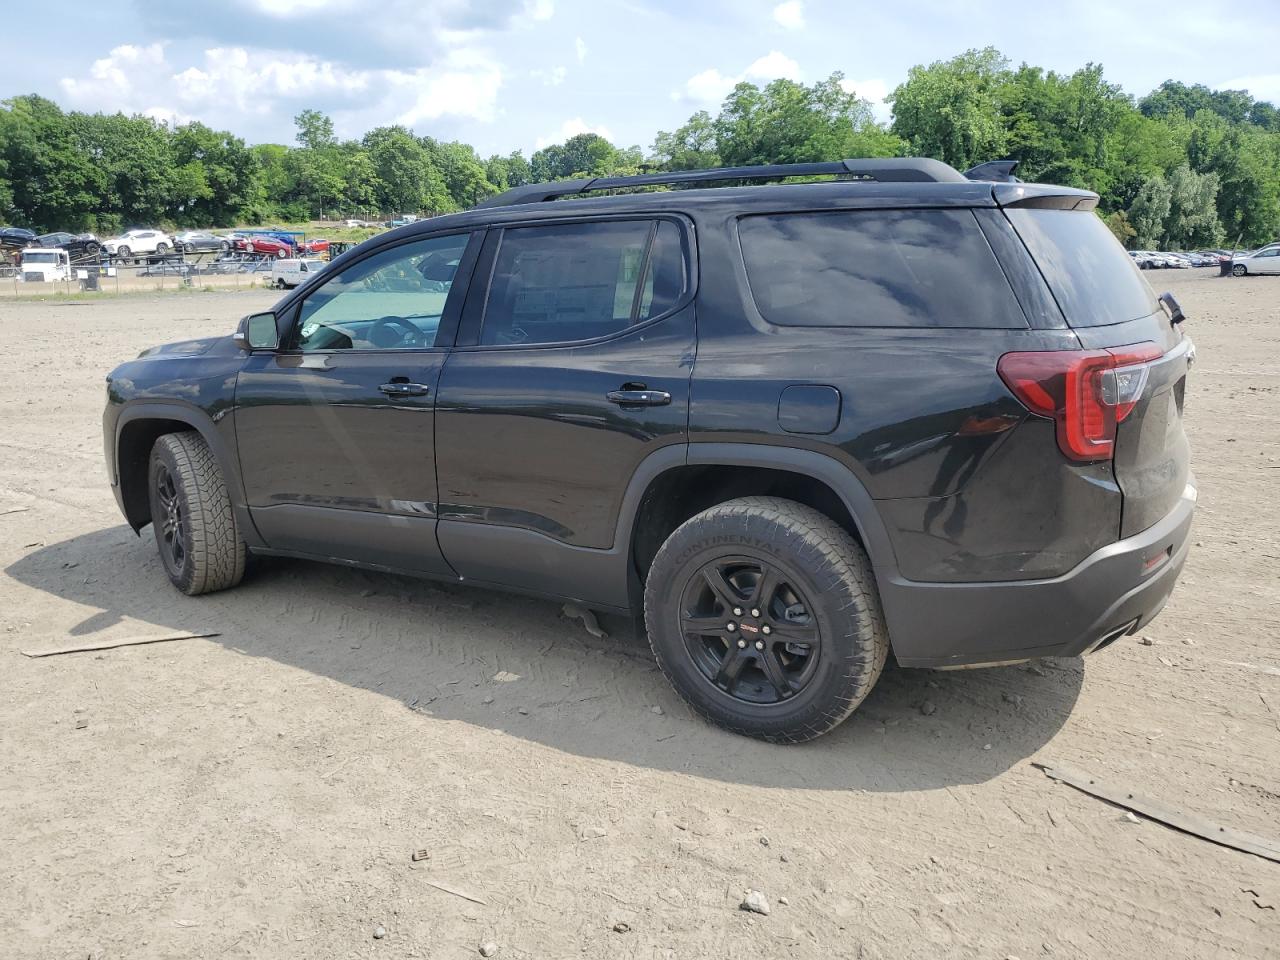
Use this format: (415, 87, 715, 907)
(737, 209, 1027, 329)
(1005, 208, 1159, 327)
(481, 219, 684, 346)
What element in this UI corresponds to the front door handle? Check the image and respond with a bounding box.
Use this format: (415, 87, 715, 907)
(606, 388, 671, 406)
(379, 381, 430, 398)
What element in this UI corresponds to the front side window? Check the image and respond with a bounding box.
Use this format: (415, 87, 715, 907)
(480, 220, 684, 346)
(293, 233, 470, 351)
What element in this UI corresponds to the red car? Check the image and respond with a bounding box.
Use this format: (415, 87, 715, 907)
(301, 238, 329, 255)
(247, 235, 292, 258)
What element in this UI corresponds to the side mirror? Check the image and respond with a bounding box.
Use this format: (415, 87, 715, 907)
(234, 312, 280, 350)
(1158, 291, 1186, 325)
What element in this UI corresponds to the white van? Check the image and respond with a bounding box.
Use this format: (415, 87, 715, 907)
(19, 248, 72, 282)
(271, 258, 326, 289)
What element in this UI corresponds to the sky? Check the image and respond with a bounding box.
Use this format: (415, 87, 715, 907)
(3, 0, 1279, 156)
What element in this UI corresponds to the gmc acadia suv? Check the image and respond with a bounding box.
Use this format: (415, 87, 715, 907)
(103, 158, 1196, 742)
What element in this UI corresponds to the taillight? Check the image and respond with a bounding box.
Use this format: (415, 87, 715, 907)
(997, 343, 1163, 461)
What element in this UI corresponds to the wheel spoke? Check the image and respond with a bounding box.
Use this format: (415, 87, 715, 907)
(765, 620, 818, 645)
(750, 567, 781, 610)
(758, 647, 795, 699)
(702, 564, 743, 610)
(714, 646, 750, 694)
(681, 614, 732, 637)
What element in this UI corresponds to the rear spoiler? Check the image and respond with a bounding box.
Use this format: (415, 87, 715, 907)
(963, 160, 1021, 183)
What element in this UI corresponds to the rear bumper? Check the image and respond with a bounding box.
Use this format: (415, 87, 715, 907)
(882, 481, 1196, 668)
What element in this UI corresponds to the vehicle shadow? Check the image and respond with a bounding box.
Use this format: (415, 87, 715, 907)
(7, 525, 1084, 791)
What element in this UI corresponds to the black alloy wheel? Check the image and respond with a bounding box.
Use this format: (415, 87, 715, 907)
(678, 555, 822, 705)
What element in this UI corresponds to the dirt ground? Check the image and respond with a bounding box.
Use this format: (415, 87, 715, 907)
(1, 271, 1277, 959)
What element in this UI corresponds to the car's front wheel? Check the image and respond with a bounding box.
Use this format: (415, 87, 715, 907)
(1232, 263, 1247, 277)
(155, 243, 169, 255)
(148, 432, 247, 596)
(116, 245, 130, 261)
(644, 497, 888, 743)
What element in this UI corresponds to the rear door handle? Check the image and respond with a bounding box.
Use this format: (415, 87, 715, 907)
(379, 382, 430, 398)
(607, 389, 671, 406)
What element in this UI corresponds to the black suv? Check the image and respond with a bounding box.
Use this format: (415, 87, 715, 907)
(103, 158, 1196, 742)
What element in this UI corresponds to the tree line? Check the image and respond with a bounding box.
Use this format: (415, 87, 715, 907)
(2, 47, 1279, 248)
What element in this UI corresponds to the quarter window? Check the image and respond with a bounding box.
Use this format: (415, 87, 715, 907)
(738, 209, 1027, 329)
(480, 220, 684, 346)
(292, 233, 470, 351)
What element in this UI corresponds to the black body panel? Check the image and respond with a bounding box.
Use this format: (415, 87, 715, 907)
(103, 166, 1194, 670)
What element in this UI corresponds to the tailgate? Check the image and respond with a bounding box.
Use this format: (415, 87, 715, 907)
(1004, 204, 1192, 538)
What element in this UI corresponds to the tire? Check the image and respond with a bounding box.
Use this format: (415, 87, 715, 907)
(85, 241, 100, 256)
(117, 245, 130, 260)
(220, 241, 230, 252)
(148, 432, 247, 596)
(155, 242, 169, 255)
(275, 249, 287, 259)
(644, 497, 889, 743)
(1232, 263, 1247, 277)
(184, 243, 194, 254)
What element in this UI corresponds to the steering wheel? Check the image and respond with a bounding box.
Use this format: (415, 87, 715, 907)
(367, 316, 425, 348)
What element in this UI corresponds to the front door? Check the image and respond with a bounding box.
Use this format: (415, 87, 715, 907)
(234, 230, 480, 576)
(434, 216, 694, 594)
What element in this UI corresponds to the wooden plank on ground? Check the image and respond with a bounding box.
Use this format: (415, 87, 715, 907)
(20, 632, 220, 658)
(1034, 761, 1280, 864)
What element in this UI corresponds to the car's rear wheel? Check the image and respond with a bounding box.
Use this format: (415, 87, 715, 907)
(183, 243, 194, 254)
(148, 432, 246, 596)
(220, 240, 230, 252)
(116, 245, 131, 261)
(155, 242, 169, 255)
(85, 241, 100, 255)
(644, 497, 888, 743)
(1232, 263, 1247, 277)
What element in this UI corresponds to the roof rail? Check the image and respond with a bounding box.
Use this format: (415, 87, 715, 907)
(963, 160, 1021, 183)
(475, 157, 969, 208)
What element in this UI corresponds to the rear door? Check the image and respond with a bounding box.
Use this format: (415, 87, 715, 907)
(1004, 204, 1191, 536)
(434, 216, 694, 594)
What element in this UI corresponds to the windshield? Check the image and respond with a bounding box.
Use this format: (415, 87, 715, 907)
(24, 251, 59, 263)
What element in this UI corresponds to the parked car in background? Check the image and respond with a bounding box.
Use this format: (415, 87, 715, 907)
(300, 238, 330, 255)
(35, 231, 101, 259)
(1229, 247, 1280, 275)
(18, 248, 72, 282)
(103, 229, 172, 260)
(174, 231, 232, 254)
(1, 226, 37, 250)
(270, 257, 326, 289)
(247, 235, 293, 258)
(1130, 251, 1158, 269)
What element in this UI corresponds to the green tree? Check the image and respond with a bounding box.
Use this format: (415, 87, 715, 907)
(363, 126, 450, 214)
(1128, 174, 1173, 248)
(888, 47, 1009, 169)
(294, 108, 336, 151)
(0, 95, 104, 230)
(1164, 164, 1222, 248)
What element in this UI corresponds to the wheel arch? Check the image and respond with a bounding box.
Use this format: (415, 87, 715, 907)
(620, 443, 901, 609)
(114, 402, 251, 539)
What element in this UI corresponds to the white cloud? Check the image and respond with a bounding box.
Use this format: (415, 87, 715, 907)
(772, 1, 805, 30)
(675, 51, 801, 103)
(535, 117, 613, 149)
(1219, 73, 1280, 104)
(531, 65, 567, 86)
(526, 0, 554, 21)
(575, 36, 588, 64)
(59, 42, 503, 136)
(839, 76, 892, 121)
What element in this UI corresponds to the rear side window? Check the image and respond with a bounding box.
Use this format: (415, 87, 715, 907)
(738, 209, 1027, 329)
(1005, 208, 1159, 327)
(481, 220, 684, 346)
